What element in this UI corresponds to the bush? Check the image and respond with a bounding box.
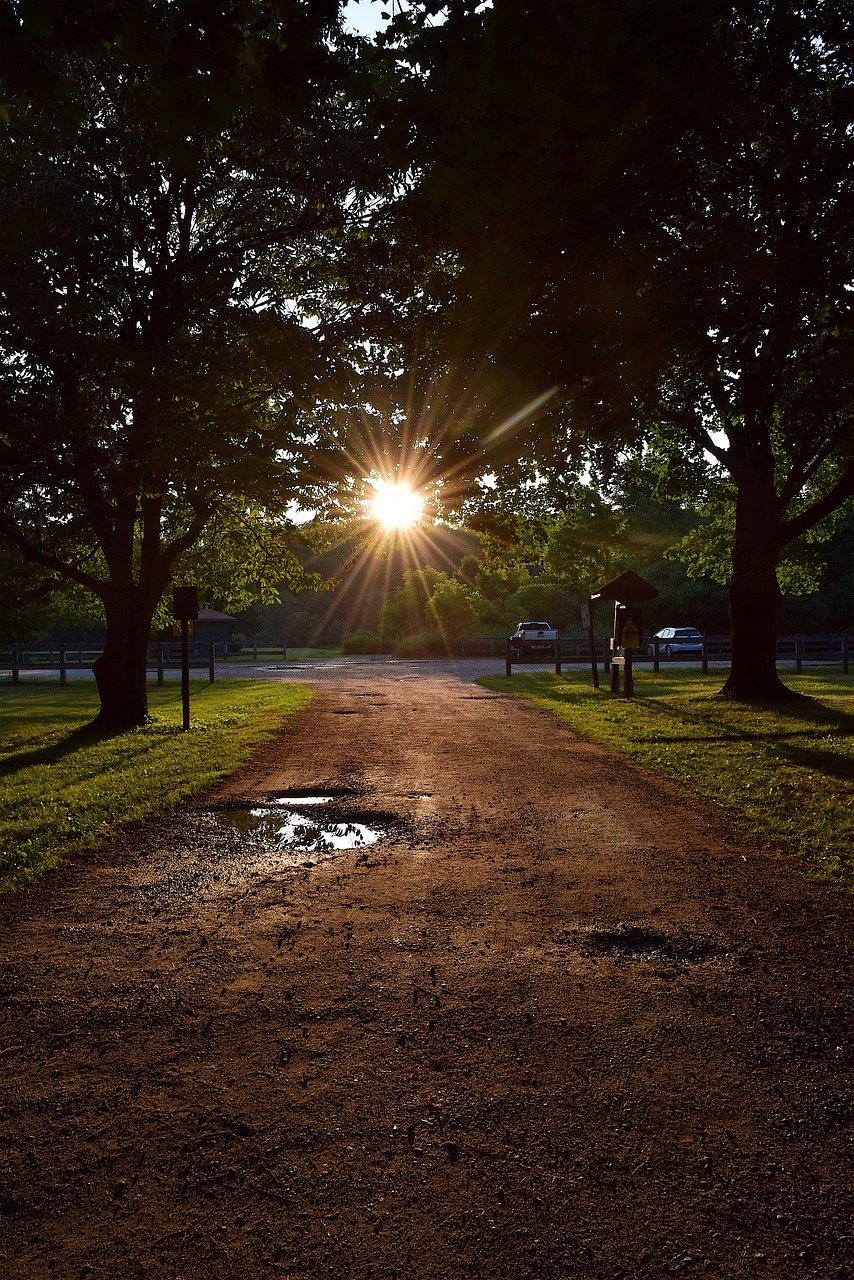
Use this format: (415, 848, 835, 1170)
(394, 627, 451, 658)
(342, 629, 388, 654)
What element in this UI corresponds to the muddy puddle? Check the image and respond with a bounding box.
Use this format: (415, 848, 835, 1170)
(213, 796, 383, 854)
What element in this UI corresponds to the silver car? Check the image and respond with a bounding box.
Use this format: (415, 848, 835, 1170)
(646, 627, 704, 658)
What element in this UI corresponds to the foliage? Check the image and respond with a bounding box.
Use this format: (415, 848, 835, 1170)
(0, 545, 104, 642)
(504, 583, 578, 632)
(539, 492, 626, 593)
(393, 627, 448, 658)
(481, 668, 854, 889)
(395, 0, 854, 698)
(342, 629, 387, 655)
(424, 576, 483, 639)
(379, 566, 443, 640)
(0, 679, 312, 894)
(0, 2, 390, 725)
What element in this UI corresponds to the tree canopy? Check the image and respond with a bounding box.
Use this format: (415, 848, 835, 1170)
(0, 0, 390, 724)
(385, 0, 854, 696)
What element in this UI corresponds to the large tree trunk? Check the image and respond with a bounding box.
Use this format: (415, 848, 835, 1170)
(92, 580, 163, 728)
(721, 478, 797, 701)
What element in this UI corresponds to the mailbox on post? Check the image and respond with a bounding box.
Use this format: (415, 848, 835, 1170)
(591, 571, 658, 697)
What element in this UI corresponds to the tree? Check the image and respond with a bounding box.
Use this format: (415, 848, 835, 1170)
(504, 584, 577, 633)
(379, 566, 443, 640)
(424, 575, 482, 639)
(395, 0, 854, 698)
(0, 1, 384, 726)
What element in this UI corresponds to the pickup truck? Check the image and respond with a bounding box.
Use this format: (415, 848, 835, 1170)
(510, 621, 559, 656)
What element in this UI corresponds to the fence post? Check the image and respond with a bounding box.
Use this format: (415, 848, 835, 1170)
(157, 645, 164, 687)
(653, 638, 660, 673)
(505, 637, 512, 677)
(701, 640, 708, 674)
(795, 636, 802, 674)
(253, 641, 258, 661)
(11, 647, 19, 684)
(59, 646, 67, 687)
(843, 635, 849, 675)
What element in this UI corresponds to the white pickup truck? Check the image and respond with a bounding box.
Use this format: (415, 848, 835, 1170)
(510, 621, 559, 656)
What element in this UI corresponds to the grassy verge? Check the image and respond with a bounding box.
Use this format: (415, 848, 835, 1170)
(480, 668, 854, 890)
(0, 679, 312, 894)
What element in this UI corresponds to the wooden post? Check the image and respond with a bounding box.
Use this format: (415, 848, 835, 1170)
(208, 642, 216, 684)
(701, 640, 708, 674)
(653, 637, 660, 673)
(610, 652, 620, 693)
(843, 635, 849, 675)
(795, 636, 803, 674)
(554, 636, 562, 676)
(624, 647, 634, 697)
(583, 602, 599, 690)
(157, 645, 164, 687)
(253, 641, 258, 661)
(59, 646, 67, 687)
(283, 639, 288, 662)
(505, 637, 512, 677)
(181, 620, 191, 731)
(11, 647, 19, 684)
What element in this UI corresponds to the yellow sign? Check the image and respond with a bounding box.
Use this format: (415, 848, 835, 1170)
(621, 620, 641, 649)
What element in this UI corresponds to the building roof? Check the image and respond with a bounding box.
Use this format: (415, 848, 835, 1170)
(197, 606, 237, 623)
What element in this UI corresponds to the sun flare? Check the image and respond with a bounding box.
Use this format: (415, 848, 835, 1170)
(367, 479, 425, 532)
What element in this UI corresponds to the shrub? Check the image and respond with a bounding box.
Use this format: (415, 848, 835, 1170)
(342, 629, 387, 654)
(394, 627, 450, 658)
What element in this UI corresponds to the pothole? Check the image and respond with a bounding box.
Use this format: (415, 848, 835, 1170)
(572, 922, 717, 963)
(213, 805, 383, 852)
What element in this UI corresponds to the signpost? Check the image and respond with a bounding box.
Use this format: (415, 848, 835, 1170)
(172, 587, 199, 731)
(591, 571, 659, 698)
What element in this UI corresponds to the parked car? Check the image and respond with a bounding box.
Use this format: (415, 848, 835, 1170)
(511, 621, 559, 655)
(646, 627, 704, 658)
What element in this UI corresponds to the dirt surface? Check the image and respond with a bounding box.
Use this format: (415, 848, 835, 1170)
(1, 660, 853, 1280)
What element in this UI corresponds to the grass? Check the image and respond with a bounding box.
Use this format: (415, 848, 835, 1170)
(0, 679, 312, 895)
(479, 667, 854, 890)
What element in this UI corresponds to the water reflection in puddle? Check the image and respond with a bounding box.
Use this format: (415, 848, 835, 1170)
(269, 795, 334, 806)
(216, 805, 380, 852)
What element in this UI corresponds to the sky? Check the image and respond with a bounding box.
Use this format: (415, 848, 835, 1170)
(343, 0, 388, 37)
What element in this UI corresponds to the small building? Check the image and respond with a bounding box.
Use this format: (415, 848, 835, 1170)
(196, 604, 237, 656)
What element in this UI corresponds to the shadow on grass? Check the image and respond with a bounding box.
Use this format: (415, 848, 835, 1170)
(0, 722, 126, 778)
(770, 741, 854, 782)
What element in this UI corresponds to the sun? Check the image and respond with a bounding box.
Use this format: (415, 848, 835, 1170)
(367, 479, 425, 531)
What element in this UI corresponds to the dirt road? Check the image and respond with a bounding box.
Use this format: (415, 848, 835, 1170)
(1, 664, 852, 1279)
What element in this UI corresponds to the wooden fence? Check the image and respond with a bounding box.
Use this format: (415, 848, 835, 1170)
(1, 633, 852, 679)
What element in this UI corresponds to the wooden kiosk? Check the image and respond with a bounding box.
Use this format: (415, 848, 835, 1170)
(590, 570, 659, 696)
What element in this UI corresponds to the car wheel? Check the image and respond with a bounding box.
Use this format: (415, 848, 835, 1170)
(665, 644, 673, 658)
